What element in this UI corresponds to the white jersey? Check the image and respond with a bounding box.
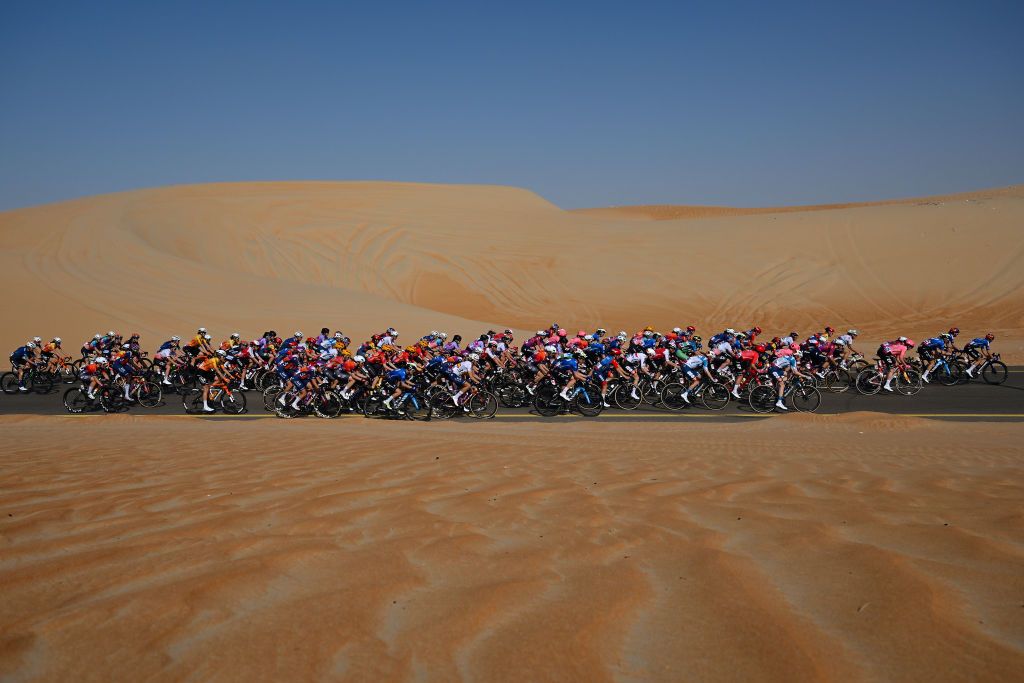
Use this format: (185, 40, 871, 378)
(781, 336, 794, 346)
(838, 334, 854, 346)
(452, 360, 473, 376)
(684, 355, 707, 369)
(714, 342, 732, 356)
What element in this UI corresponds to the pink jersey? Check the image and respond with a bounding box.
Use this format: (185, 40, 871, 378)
(888, 343, 907, 358)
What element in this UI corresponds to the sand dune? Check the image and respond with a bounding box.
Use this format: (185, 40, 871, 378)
(1, 414, 1022, 681)
(1, 181, 1022, 359)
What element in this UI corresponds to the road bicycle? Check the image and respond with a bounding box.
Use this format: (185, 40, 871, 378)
(748, 375, 821, 413)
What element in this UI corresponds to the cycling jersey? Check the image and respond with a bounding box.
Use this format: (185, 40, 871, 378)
(198, 358, 221, 372)
(386, 368, 408, 382)
(10, 346, 33, 362)
(967, 338, 991, 349)
(555, 358, 579, 372)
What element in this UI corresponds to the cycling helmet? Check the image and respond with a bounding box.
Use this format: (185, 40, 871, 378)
(469, 353, 480, 361)
(686, 325, 696, 332)
(94, 333, 102, 340)
(97, 356, 108, 364)
(108, 330, 116, 336)
(557, 328, 567, 337)
(294, 331, 303, 338)
(230, 332, 240, 339)
(898, 336, 908, 342)
(274, 337, 282, 345)
(122, 343, 131, 350)
(203, 334, 212, 341)
(824, 326, 835, 334)
(32, 336, 42, 343)
(198, 327, 206, 333)
(809, 338, 819, 345)
(535, 330, 545, 336)
(645, 348, 655, 356)
(693, 335, 702, 343)
(216, 349, 227, 357)
(736, 332, 747, 339)
(353, 355, 365, 363)
(130, 333, 139, 339)
(387, 327, 397, 335)
(755, 344, 766, 353)
(940, 333, 952, 341)
(53, 337, 61, 343)
(672, 327, 682, 334)
(949, 327, 960, 337)
(725, 328, 735, 334)
(543, 344, 556, 353)
(596, 328, 607, 335)
(847, 329, 859, 336)
(905, 339, 915, 348)
(985, 332, 995, 341)
(753, 326, 762, 334)
(26, 342, 36, 349)
(790, 343, 799, 352)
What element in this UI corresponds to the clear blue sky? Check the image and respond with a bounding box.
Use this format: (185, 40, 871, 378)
(1, 0, 1022, 210)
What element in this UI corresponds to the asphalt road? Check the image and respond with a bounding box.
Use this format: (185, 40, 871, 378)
(2, 371, 1022, 422)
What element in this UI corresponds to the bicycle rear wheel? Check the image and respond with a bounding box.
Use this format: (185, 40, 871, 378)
(533, 385, 563, 417)
(613, 383, 642, 410)
(136, 381, 163, 408)
(430, 391, 457, 419)
(824, 368, 851, 393)
(63, 387, 91, 414)
(748, 385, 777, 413)
(660, 383, 688, 411)
(314, 391, 344, 418)
(0, 372, 18, 394)
(573, 384, 604, 417)
(468, 391, 498, 419)
(700, 382, 730, 410)
(855, 369, 882, 395)
(221, 390, 246, 414)
(183, 389, 205, 414)
(896, 369, 922, 396)
(31, 372, 54, 394)
(982, 361, 1008, 385)
(405, 394, 433, 421)
(792, 385, 822, 413)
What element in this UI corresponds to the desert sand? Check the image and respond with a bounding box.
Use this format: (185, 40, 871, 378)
(1, 414, 1023, 681)
(1, 181, 1022, 359)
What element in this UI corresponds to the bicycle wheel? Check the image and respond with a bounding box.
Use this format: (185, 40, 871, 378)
(982, 361, 1008, 385)
(99, 386, 125, 413)
(613, 383, 642, 410)
(896, 369, 922, 396)
(405, 393, 433, 421)
(63, 387, 91, 414)
(468, 391, 498, 419)
(430, 391, 457, 419)
(748, 385, 777, 414)
(824, 368, 851, 393)
(660, 383, 688, 411)
(700, 382, 730, 410)
(641, 378, 664, 404)
(262, 386, 282, 411)
(0, 372, 19, 394)
(933, 363, 959, 386)
(136, 381, 163, 408)
(855, 368, 882, 395)
(31, 372, 54, 394)
(314, 391, 344, 418)
(791, 385, 821, 413)
(221, 390, 246, 414)
(183, 389, 205, 414)
(497, 383, 526, 408)
(573, 384, 604, 417)
(361, 393, 385, 418)
(532, 385, 563, 417)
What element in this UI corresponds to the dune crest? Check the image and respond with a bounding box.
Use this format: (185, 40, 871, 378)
(1, 181, 1022, 359)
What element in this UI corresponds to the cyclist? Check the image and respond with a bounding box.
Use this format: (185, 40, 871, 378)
(879, 337, 914, 392)
(680, 352, 716, 403)
(918, 335, 947, 383)
(964, 333, 996, 377)
(155, 336, 182, 385)
(196, 349, 232, 412)
(9, 342, 39, 391)
(80, 356, 110, 399)
(768, 349, 812, 411)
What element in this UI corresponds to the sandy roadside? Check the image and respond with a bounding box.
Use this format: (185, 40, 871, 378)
(1, 414, 1022, 681)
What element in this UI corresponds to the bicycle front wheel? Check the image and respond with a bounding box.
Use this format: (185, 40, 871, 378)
(896, 369, 922, 396)
(221, 390, 246, 414)
(63, 387, 91, 414)
(748, 385, 777, 413)
(573, 384, 604, 417)
(982, 361, 1008, 385)
(468, 391, 497, 419)
(700, 382, 730, 410)
(136, 381, 163, 408)
(791, 385, 822, 413)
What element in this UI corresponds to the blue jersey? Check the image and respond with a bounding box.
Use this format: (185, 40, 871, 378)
(386, 368, 408, 382)
(969, 338, 990, 349)
(11, 346, 33, 361)
(922, 337, 944, 349)
(159, 341, 176, 352)
(555, 357, 579, 372)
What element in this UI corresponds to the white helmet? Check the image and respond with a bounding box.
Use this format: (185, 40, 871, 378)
(430, 330, 438, 336)
(230, 332, 240, 339)
(618, 331, 627, 338)
(203, 334, 212, 341)
(544, 344, 556, 353)
(353, 355, 365, 363)
(171, 335, 181, 342)
(536, 330, 545, 336)
(469, 353, 480, 361)
(848, 329, 859, 336)
(334, 331, 343, 338)
(645, 348, 655, 356)
(726, 328, 735, 334)
(94, 334, 102, 339)
(97, 356, 108, 364)
(26, 342, 36, 349)
(198, 327, 207, 333)
(439, 332, 447, 339)
(53, 337, 61, 343)
(108, 330, 115, 336)
(672, 327, 682, 333)
(294, 331, 303, 338)
(898, 336, 908, 342)
(216, 349, 227, 356)
(32, 336, 42, 343)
